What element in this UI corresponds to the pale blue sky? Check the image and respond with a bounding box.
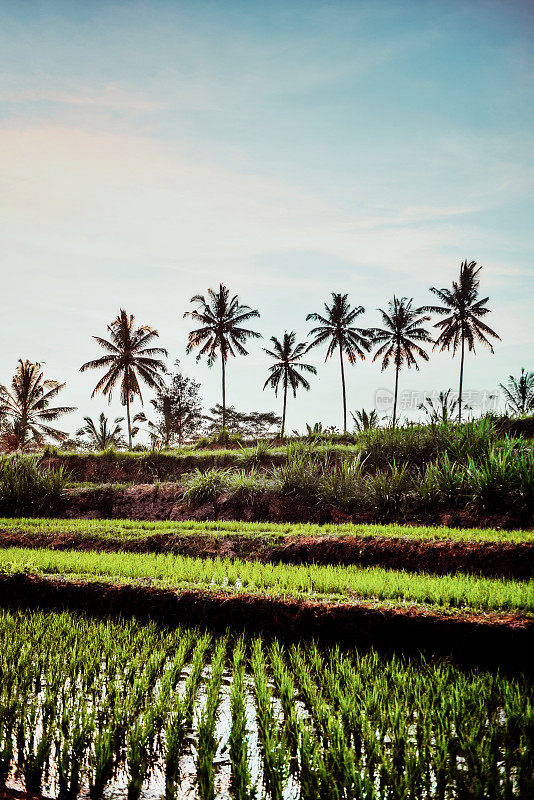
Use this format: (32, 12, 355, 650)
(1, 0, 533, 436)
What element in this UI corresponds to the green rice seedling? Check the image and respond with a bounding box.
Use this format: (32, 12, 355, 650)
(229, 638, 256, 800)
(0, 453, 69, 517)
(251, 637, 288, 800)
(196, 637, 227, 800)
(183, 634, 212, 724)
(56, 705, 93, 800)
(179, 468, 231, 504)
(126, 709, 157, 800)
(164, 699, 186, 800)
(268, 641, 299, 761)
(89, 724, 116, 800)
(317, 455, 364, 511)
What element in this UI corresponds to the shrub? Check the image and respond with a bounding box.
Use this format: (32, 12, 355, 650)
(238, 440, 271, 468)
(362, 461, 411, 520)
(227, 468, 266, 504)
(318, 456, 364, 511)
(271, 443, 322, 497)
(179, 467, 231, 504)
(0, 453, 69, 516)
(467, 443, 534, 520)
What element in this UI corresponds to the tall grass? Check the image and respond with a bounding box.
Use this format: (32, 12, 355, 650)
(0, 453, 68, 516)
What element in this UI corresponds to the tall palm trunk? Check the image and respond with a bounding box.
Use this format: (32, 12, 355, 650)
(392, 361, 400, 430)
(125, 390, 132, 449)
(458, 335, 465, 424)
(339, 340, 347, 433)
(281, 373, 288, 438)
(221, 354, 226, 431)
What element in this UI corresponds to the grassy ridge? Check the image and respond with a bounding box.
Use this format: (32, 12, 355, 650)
(1, 516, 532, 542)
(1, 546, 532, 612)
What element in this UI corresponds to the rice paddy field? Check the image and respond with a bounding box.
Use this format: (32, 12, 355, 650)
(1, 432, 533, 799)
(1, 609, 532, 800)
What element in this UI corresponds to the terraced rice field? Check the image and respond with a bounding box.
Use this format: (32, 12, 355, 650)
(1, 609, 532, 800)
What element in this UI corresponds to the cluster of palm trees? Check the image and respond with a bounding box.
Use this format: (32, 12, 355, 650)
(75, 260, 500, 445)
(0, 260, 508, 450)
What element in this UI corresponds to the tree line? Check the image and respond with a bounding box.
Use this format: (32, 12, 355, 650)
(2, 259, 531, 451)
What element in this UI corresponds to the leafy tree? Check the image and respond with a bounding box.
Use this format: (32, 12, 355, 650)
(184, 284, 261, 430)
(418, 389, 458, 424)
(144, 362, 202, 447)
(80, 309, 167, 448)
(202, 405, 280, 439)
(351, 408, 379, 432)
(371, 297, 433, 429)
(0, 359, 75, 450)
(499, 368, 534, 416)
(76, 412, 126, 451)
(263, 332, 316, 437)
(426, 261, 500, 422)
(306, 293, 371, 432)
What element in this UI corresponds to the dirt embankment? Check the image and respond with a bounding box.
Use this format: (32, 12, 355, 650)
(63, 483, 529, 530)
(0, 573, 531, 671)
(2, 530, 533, 580)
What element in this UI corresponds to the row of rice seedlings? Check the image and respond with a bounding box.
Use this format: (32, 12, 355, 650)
(2, 546, 532, 612)
(3, 515, 531, 543)
(1, 609, 532, 798)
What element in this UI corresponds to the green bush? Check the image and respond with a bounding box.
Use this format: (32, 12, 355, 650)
(0, 453, 69, 517)
(271, 443, 322, 497)
(318, 456, 364, 511)
(362, 461, 411, 520)
(179, 467, 232, 504)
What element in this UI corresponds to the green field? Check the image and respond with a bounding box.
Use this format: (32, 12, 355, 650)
(0, 608, 531, 800)
(2, 546, 532, 612)
(2, 516, 532, 542)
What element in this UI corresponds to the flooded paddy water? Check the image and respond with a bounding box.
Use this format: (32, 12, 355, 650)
(0, 608, 532, 799)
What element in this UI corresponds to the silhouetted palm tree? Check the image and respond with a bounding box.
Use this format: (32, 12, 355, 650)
(76, 412, 126, 450)
(426, 261, 500, 422)
(184, 284, 261, 430)
(371, 297, 433, 428)
(0, 359, 76, 450)
(306, 293, 371, 432)
(263, 332, 317, 437)
(499, 368, 534, 416)
(80, 309, 167, 448)
(351, 408, 379, 432)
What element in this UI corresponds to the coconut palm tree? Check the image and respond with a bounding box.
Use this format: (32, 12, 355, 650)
(306, 293, 371, 432)
(184, 283, 261, 430)
(426, 261, 500, 422)
(499, 368, 534, 416)
(0, 359, 76, 450)
(80, 309, 168, 448)
(371, 297, 433, 429)
(76, 412, 126, 451)
(263, 332, 317, 437)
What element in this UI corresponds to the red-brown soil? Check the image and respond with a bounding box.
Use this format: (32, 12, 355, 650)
(2, 529, 532, 579)
(0, 573, 531, 671)
(63, 483, 528, 530)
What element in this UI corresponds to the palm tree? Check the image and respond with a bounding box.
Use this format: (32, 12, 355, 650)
(184, 283, 261, 430)
(371, 297, 433, 429)
(263, 332, 317, 437)
(426, 260, 500, 422)
(0, 359, 76, 450)
(80, 309, 168, 448)
(306, 293, 371, 432)
(499, 368, 534, 416)
(76, 412, 126, 451)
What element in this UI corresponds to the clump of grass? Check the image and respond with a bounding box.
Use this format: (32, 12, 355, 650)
(362, 461, 411, 520)
(227, 468, 267, 504)
(318, 456, 364, 511)
(467, 443, 534, 520)
(271, 443, 322, 497)
(0, 453, 69, 517)
(238, 440, 271, 468)
(179, 468, 231, 504)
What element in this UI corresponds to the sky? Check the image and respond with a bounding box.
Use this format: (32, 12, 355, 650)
(1, 0, 533, 439)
